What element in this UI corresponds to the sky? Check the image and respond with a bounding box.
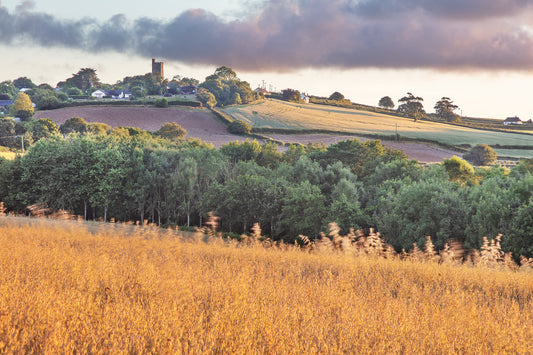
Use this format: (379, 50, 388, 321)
(2, 0, 533, 120)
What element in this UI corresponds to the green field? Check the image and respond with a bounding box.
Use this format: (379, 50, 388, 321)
(223, 100, 533, 157)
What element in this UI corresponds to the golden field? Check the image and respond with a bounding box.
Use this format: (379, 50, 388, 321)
(223, 100, 533, 158)
(1, 217, 532, 354)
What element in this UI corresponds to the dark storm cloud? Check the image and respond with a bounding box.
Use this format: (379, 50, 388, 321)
(2, 0, 533, 71)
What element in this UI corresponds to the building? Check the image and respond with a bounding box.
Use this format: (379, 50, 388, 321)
(503, 116, 523, 125)
(152, 58, 164, 80)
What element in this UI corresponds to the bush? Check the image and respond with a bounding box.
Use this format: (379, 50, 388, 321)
(463, 144, 497, 166)
(154, 98, 169, 108)
(156, 122, 187, 140)
(228, 120, 252, 135)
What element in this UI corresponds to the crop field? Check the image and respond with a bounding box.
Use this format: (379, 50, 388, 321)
(1, 217, 532, 353)
(223, 100, 533, 157)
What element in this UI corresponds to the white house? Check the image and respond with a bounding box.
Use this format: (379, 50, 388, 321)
(91, 90, 107, 99)
(503, 116, 522, 125)
(300, 93, 309, 104)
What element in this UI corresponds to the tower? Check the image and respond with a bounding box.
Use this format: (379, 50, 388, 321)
(151, 58, 164, 80)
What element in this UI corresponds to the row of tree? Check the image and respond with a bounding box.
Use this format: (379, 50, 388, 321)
(378, 94, 461, 122)
(0, 130, 532, 259)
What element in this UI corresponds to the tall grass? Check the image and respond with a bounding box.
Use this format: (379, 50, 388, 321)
(1, 217, 532, 353)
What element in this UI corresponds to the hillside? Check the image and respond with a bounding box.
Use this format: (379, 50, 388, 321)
(223, 99, 533, 158)
(33, 106, 248, 147)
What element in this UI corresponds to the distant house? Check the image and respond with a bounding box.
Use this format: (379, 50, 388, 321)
(254, 87, 270, 96)
(300, 93, 310, 104)
(180, 85, 197, 95)
(91, 89, 132, 100)
(91, 90, 107, 99)
(0, 100, 13, 114)
(503, 116, 523, 125)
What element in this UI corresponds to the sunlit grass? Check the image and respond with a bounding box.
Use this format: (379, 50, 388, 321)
(223, 100, 533, 154)
(1, 217, 532, 353)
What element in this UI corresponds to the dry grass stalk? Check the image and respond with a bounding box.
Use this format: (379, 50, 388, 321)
(1, 217, 533, 353)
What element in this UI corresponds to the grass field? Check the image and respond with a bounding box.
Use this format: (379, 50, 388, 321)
(0, 152, 16, 160)
(223, 100, 533, 157)
(1, 217, 532, 353)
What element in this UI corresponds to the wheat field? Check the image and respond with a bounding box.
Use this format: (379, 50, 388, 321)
(1, 217, 532, 353)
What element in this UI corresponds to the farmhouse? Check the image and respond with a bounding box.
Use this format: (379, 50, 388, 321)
(91, 90, 107, 99)
(503, 116, 522, 125)
(300, 93, 310, 104)
(91, 90, 133, 100)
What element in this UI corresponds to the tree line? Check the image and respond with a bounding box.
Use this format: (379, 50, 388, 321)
(0, 130, 532, 259)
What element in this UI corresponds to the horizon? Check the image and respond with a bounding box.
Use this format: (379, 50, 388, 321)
(2, 0, 533, 120)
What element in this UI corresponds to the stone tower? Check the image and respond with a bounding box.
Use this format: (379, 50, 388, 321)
(152, 58, 164, 80)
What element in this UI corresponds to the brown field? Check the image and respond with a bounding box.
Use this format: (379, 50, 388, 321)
(1, 217, 532, 353)
(34, 106, 248, 147)
(35, 106, 461, 162)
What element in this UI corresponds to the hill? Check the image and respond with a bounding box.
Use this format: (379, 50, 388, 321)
(223, 99, 533, 158)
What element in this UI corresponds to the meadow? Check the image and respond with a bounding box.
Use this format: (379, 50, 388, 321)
(223, 100, 533, 157)
(1, 217, 532, 353)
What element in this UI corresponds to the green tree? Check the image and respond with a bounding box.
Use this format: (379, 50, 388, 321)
(0, 81, 18, 99)
(154, 98, 168, 108)
(434, 97, 460, 122)
(60, 117, 88, 135)
(282, 89, 301, 102)
(66, 87, 84, 97)
(197, 91, 217, 108)
(59, 68, 101, 92)
(13, 77, 36, 90)
(10, 92, 34, 121)
(329, 91, 345, 101)
(227, 120, 251, 135)
(442, 156, 474, 183)
(398, 92, 425, 121)
(378, 96, 394, 109)
(463, 144, 497, 166)
(27, 119, 60, 142)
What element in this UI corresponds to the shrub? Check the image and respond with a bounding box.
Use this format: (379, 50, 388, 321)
(154, 98, 169, 108)
(464, 144, 497, 166)
(228, 120, 252, 135)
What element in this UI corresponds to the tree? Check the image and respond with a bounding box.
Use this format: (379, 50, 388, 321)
(154, 98, 168, 108)
(378, 96, 394, 109)
(27, 119, 60, 142)
(329, 92, 345, 101)
(0, 81, 18, 99)
(463, 144, 497, 166)
(398, 92, 425, 121)
(156, 122, 187, 140)
(213, 66, 237, 81)
(60, 117, 88, 134)
(58, 68, 101, 92)
(434, 97, 460, 122)
(10, 92, 34, 121)
(13, 77, 36, 90)
(282, 89, 301, 102)
(171, 75, 199, 87)
(227, 120, 252, 135)
(442, 156, 474, 183)
(197, 91, 217, 108)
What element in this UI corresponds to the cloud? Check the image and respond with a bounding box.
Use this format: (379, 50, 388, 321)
(2, 0, 533, 71)
(352, 0, 533, 20)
